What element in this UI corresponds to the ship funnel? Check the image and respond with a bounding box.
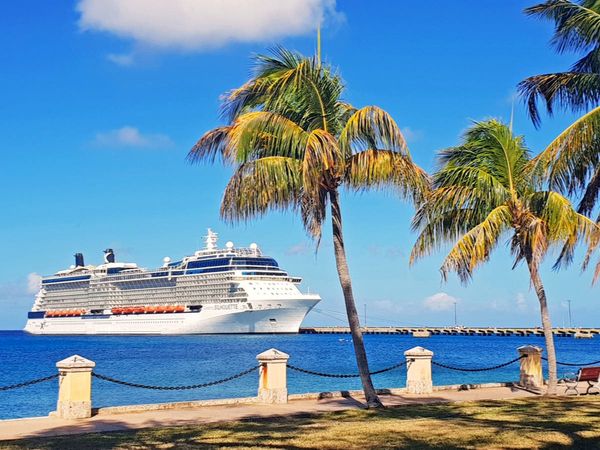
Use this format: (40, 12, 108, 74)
(74, 253, 85, 267)
(104, 248, 115, 264)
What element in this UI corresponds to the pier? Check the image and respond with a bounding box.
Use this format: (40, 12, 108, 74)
(299, 326, 599, 337)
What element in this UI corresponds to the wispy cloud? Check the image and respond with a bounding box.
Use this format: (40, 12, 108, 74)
(77, 0, 342, 64)
(373, 299, 405, 315)
(423, 292, 457, 312)
(367, 245, 404, 260)
(92, 126, 174, 149)
(0, 273, 40, 305)
(27, 273, 42, 295)
(515, 292, 527, 312)
(285, 242, 311, 256)
(401, 126, 423, 143)
(106, 53, 135, 66)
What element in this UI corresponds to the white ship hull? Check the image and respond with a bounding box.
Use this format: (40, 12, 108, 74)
(24, 297, 319, 335)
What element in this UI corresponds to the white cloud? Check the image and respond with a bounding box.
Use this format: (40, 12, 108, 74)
(92, 126, 174, 149)
(27, 273, 42, 295)
(423, 292, 457, 312)
(76, 0, 341, 55)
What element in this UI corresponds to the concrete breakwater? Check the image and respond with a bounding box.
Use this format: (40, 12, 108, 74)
(300, 327, 599, 337)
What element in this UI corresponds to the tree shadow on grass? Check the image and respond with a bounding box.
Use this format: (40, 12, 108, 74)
(2, 397, 600, 449)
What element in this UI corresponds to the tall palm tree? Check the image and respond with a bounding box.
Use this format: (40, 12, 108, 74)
(410, 119, 600, 395)
(188, 48, 428, 408)
(518, 0, 600, 127)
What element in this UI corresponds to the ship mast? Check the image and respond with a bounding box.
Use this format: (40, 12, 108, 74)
(204, 229, 218, 250)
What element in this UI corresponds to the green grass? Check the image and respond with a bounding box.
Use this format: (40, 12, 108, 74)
(3, 397, 600, 449)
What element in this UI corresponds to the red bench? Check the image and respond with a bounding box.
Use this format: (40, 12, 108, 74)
(564, 367, 600, 395)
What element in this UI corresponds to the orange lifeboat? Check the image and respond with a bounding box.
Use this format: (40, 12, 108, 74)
(132, 307, 145, 314)
(174, 305, 185, 313)
(164, 306, 176, 313)
(111, 308, 123, 315)
(156, 306, 168, 313)
(123, 307, 134, 314)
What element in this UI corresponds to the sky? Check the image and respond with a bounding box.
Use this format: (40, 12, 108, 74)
(0, 0, 597, 329)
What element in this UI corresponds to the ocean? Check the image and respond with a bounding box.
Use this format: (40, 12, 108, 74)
(1, 331, 598, 420)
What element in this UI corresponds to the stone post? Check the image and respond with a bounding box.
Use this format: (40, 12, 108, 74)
(55, 355, 95, 419)
(404, 346, 433, 394)
(256, 348, 289, 404)
(518, 345, 543, 390)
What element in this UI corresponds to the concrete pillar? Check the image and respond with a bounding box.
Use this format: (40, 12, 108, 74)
(256, 348, 289, 404)
(518, 345, 543, 390)
(404, 346, 433, 394)
(55, 355, 95, 419)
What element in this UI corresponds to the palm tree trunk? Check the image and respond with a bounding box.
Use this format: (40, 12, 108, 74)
(525, 259, 558, 395)
(329, 189, 383, 408)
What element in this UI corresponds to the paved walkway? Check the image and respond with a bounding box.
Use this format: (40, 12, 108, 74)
(0, 386, 538, 442)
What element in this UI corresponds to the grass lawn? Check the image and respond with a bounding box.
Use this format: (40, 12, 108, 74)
(2, 397, 600, 449)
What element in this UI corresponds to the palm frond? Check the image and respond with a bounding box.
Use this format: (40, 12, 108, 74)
(302, 129, 343, 190)
(410, 207, 486, 263)
(187, 126, 233, 165)
(518, 72, 600, 126)
(527, 190, 600, 269)
(578, 165, 600, 214)
(227, 111, 308, 163)
(532, 105, 600, 206)
(346, 149, 429, 202)
(440, 205, 513, 283)
(571, 45, 600, 73)
(526, 0, 600, 53)
(220, 156, 303, 223)
(300, 188, 329, 245)
(339, 106, 408, 155)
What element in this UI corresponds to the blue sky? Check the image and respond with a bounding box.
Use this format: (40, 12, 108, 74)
(1, 0, 597, 329)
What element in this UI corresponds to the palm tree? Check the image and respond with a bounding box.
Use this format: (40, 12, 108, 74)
(188, 48, 428, 408)
(410, 119, 600, 395)
(518, 0, 600, 127)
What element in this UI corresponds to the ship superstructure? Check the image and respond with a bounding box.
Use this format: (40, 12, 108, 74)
(24, 230, 320, 335)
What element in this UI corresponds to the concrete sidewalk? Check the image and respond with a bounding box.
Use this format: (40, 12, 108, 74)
(0, 385, 537, 442)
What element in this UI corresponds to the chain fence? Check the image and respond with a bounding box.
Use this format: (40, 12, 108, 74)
(0, 374, 58, 392)
(430, 355, 526, 372)
(286, 361, 406, 378)
(542, 357, 600, 367)
(91, 366, 258, 391)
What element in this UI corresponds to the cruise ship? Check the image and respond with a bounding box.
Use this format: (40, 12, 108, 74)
(24, 230, 321, 335)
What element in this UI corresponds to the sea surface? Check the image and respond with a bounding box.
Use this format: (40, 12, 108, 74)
(1, 330, 599, 420)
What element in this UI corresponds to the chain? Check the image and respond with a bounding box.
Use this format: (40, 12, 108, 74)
(542, 357, 600, 367)
(431, 355, 525, 372)
(92, 366, 257, 390)
(286, 361, 406, 378)
(0, 374, 58, 391)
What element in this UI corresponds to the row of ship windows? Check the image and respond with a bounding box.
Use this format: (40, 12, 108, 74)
(43, 272, 290, 290)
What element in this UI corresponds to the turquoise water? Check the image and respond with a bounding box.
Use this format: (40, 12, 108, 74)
(0, 331, 598, 420)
